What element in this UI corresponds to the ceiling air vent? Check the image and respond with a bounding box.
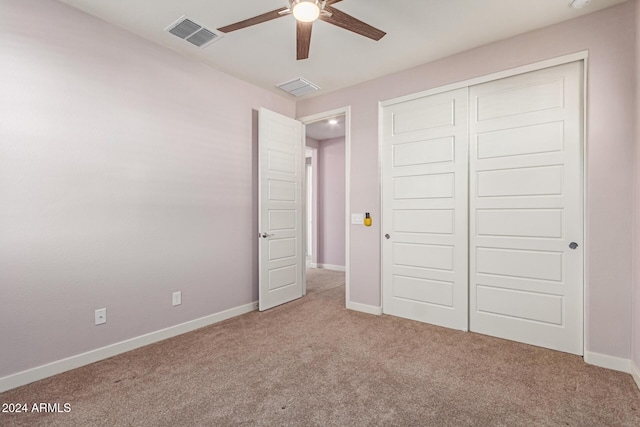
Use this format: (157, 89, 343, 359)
(166, 17, 222, 48)
(276, 78, 320, 97)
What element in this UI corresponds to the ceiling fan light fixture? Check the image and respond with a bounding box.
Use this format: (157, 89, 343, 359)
(292, 0, 321, 23)
(570, 0, 591, 8)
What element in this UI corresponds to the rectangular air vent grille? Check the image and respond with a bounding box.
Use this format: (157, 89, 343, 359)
(169, 19, 200, 39)
(276, 77, 320, 97)
(186, 28, 218, 47)
(166, 17, 222, 48)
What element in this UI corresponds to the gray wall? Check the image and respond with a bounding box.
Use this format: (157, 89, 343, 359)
(317, 137, 345, 267)
(0, 0, 294, 378)
(297, 1, 637, 360)
(2, 0, 639, 386)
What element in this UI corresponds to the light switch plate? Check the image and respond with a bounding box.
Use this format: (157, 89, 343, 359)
(351, 213, 364, 225)
(172, 291, 182, 306)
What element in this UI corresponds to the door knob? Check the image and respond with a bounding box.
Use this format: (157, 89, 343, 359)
(569, 242, 578, 250)
(385, 234, 390, 239)
(261, 232, 274, 238)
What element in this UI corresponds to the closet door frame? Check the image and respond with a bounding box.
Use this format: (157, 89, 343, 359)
(379, 51, 588, 354)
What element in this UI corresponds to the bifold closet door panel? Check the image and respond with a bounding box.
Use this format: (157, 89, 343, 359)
(381, 88, 469, 331)
(469, 61, 584, 355)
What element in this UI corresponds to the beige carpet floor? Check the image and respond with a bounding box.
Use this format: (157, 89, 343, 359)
(1, 268, 639, 426)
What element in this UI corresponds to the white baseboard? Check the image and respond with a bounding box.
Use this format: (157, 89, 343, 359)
(569, 352, 640, 391)
(309, 262, 318, 268)
(631, 360, 640, 391)
(0, 301, 257, 393)
(346, 300, 382, 315)
(315, 264, 346, 272)
(584, 351, 632, 373)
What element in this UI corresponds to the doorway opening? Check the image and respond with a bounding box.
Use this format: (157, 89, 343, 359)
(299, 107, 350, 303)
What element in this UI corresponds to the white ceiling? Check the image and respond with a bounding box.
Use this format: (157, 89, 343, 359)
(306, 114, 346, 141)
(57, 0, 628, 99)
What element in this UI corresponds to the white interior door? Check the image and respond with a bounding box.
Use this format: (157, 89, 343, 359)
(259, 108, 304, 311)
(382, 88, 469, 330)
(306, 162, 312, 257)
(469, 62, 584, 354)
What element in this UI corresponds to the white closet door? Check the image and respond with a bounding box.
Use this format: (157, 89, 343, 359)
(382, 88, 469, 330)
(469, 62, 584, 354)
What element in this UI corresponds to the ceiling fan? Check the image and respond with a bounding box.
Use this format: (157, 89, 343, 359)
(217, 0, 386, 60)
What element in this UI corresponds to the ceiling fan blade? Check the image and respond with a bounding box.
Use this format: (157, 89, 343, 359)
(325, 0, 344, 4)
(297, 21, 313, 60)
(217, 7, 289, 33)
(320, 6, 386, 41)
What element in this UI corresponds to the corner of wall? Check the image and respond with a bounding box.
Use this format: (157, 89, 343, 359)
(632, 360, 640, 390)
(346, 301, 382, 316)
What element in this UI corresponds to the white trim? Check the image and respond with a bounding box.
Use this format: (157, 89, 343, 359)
(378, 101, 384, 313)
(0, 301, 257, 393)
(308, 262, 319, 268)
(584, 351, 632, 373)
(381, 51, 589, 107)
(298, 106, 351, 311)
(315, 263, 346, 272)
(346, 301, 383, 315)
(305, 146, 318, 269)
(582, 56, 589, 357)
(345, 110, 351, 310)
(631, 361, 640, 391)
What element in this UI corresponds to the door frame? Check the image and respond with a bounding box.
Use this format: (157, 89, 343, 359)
(298, 106, 351, 306)
(305, 149, 317, 268)
(379, 50, 588, 355)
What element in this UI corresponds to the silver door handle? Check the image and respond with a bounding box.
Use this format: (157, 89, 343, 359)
(261, 232, 274, 238)
(385, 234, 390, 239)
(569, 242, 578, 250)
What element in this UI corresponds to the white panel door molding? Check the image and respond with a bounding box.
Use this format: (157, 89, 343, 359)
(469, 61, 584, 354)
(382, 88, 469, 330)
(259, 108, 304, 311)
(380, 61, 584, 355)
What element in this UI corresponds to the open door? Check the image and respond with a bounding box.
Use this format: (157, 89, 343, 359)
(258, 108, 305, 311)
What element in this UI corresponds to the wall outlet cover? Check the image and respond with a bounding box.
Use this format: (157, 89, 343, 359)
(172, 291, 182, 306)
(95, 308, 106, 325)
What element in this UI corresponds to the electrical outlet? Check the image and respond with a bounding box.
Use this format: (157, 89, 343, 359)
(172, 291, 182, 306)
(95, 308, 106, 325)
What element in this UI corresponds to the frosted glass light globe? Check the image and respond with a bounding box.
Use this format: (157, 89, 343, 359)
(293, 0, 320, 23)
